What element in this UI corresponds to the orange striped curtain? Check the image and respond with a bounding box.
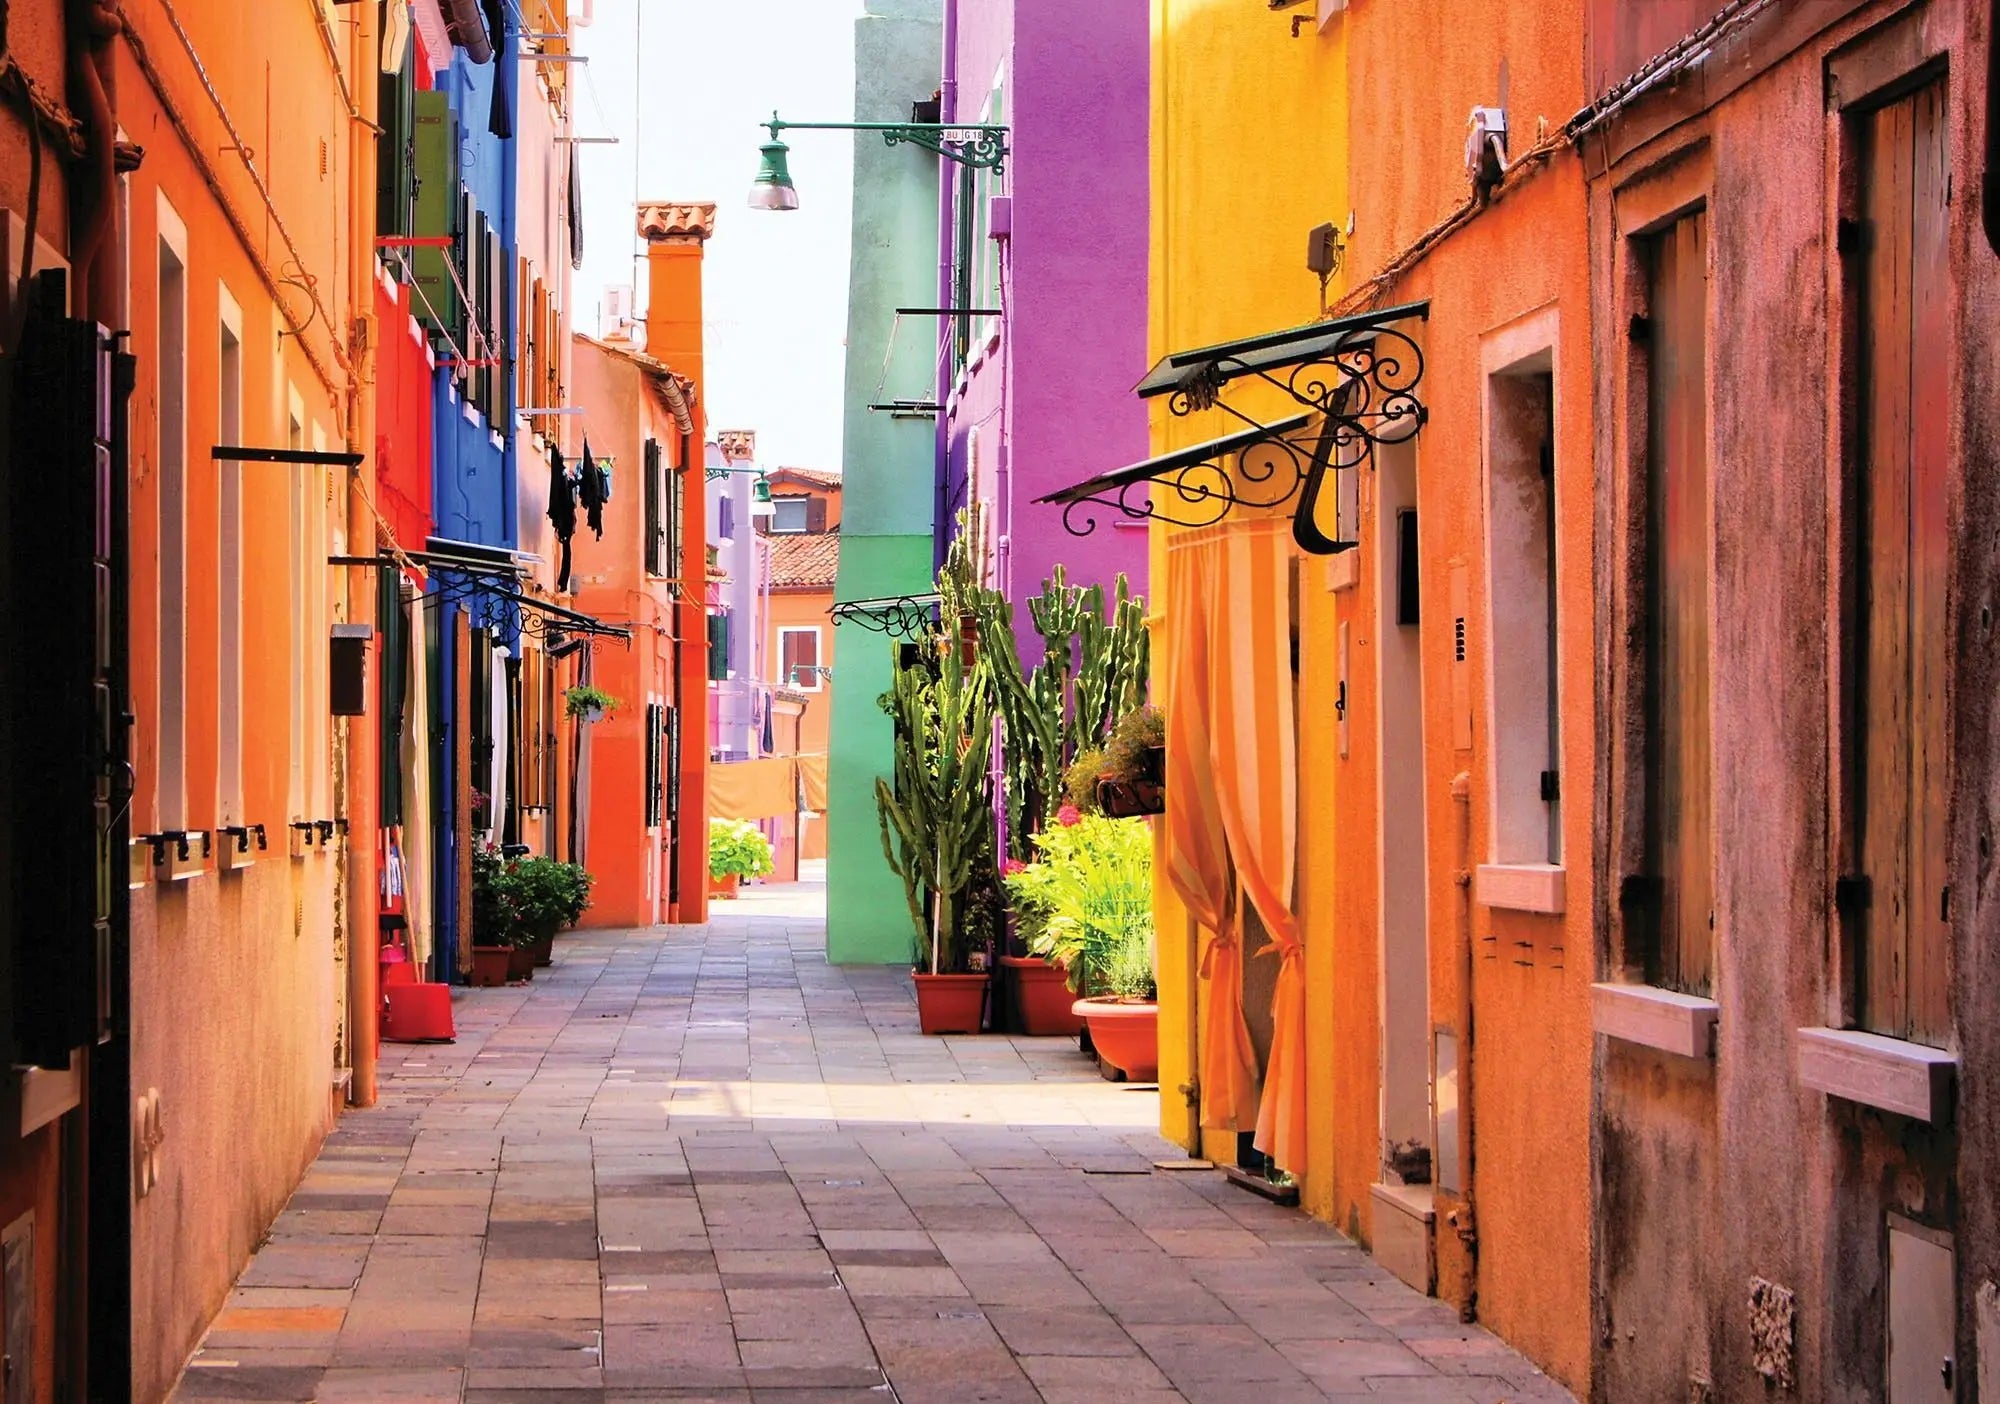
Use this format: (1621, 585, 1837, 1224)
(1164, 528, 1258, 1136)
(1168, 519, 1307, 1175)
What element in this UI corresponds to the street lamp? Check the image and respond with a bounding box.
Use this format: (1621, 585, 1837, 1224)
(746, 110, 1009, 211)
(706, 462, 779, 518)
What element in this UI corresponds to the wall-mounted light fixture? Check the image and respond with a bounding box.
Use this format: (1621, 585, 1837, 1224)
(749, 107, 1009, 211)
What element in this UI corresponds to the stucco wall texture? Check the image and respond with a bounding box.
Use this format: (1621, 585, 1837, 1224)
(1583, 3, 2000, 1399)
(826, 0, 943, 964)
(107, 1, 370, 1393)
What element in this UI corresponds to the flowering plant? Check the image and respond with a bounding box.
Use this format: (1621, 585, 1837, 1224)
(709, 817, 775, 881)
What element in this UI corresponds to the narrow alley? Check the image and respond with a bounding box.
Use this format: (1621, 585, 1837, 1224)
(170, 881, 1568, 1403)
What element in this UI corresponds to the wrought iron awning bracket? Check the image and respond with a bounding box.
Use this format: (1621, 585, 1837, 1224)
(830, 594, 942, 640)
(1045, 416, 1320, 540)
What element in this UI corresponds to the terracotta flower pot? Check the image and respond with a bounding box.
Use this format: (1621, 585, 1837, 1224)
(528, 932, 555, 968)
(709, 873, 740, 899)
(469, 946, 513, 987)
(507, 944, 536, 982)
(913, 972, 988, 1035)
(1000, 955, 1084, 1037)
(1073, 997, 1159, 1082)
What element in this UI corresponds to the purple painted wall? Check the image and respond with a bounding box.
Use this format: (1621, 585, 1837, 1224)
(939, 0, 1150, 626)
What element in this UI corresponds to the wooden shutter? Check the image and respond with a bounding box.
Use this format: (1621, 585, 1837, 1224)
(644, 702, 663, 827)
(667, 458, 685, 587)
(516, 257, 532, 412)
(643, 439, 664, 575)
(806, 495, 828, 533)
(1849, 77, 1950, 1044)
(1639, 209, 1713, 995)
(456, 189, 477, 373)
(410, 92, 458, 330)
(707, 613, 730, 681)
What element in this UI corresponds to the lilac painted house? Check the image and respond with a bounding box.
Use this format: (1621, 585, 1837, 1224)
(935, 0, 1150, 615)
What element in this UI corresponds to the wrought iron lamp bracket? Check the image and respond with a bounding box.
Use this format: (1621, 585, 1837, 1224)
(767, 118, 1009, 177)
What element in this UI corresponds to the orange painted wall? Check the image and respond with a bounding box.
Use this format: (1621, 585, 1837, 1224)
(108, 2, 371, 1395)
(643, 222, 711, 923)
(765, 587, 836, 756)
(570, 335, 682, 927)
(1340, 0, 1594, 1388)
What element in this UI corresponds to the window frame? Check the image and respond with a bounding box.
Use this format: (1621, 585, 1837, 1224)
(779, 626, 823, 691)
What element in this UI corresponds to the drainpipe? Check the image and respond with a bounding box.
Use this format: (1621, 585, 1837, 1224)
(1446, 769, 1479, 1319)
(345, 0, 382, 1110)
(935, 0, 958, 559)
(66, 0, 121, 324)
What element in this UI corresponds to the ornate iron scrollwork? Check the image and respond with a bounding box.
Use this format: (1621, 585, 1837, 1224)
(830, 594, 942, 640)
(881, 125, 1009, 175)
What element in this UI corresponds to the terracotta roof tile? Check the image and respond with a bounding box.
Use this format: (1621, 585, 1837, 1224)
(768, 529, 840, 589)
(636, 202, 716, 242)
(768, 466, 842, 491)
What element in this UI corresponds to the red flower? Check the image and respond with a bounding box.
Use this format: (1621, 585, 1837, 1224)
(1001, 857, 1028, 876)
(1056, 804, 1081, 827)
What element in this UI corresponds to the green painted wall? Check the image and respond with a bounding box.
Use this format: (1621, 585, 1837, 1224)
(827, 0, 942, 964)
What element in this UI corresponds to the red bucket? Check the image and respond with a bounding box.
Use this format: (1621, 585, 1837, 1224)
(383, 982, 456, 1042)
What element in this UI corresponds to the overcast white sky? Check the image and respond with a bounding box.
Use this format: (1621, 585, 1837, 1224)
(572, 0, 866, 470)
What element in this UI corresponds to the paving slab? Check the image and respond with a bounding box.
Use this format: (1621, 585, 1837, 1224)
(171, 879, 1567, 1402)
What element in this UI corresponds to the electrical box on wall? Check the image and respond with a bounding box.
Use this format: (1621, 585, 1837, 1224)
(329, 623, 373, 716)
(988, 195, 1011, 241)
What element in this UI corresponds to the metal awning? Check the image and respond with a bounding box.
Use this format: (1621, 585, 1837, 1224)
(831, 592, 942, 639)
(1132, 299, 1429, 419)
(1034, 415, 1319, 537)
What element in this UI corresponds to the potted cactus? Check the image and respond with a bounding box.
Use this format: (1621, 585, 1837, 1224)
(876, 637, 996, 1035)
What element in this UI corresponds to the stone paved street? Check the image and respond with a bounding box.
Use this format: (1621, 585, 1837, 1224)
(172, 883, 1571, 1403)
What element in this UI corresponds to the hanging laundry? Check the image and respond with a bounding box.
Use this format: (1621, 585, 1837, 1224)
(580, 437, 608, 539)
(548, 446, 576, 591)
(483, 0, 514, 138)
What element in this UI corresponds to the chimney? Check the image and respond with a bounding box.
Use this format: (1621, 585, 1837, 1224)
(637, 201, 715, 383)
(717, 430, 756, 463)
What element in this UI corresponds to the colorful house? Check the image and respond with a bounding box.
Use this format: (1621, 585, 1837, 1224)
(934, 0, 1149, 615)
(1578, 2, 2000, 1398)
(824, 0, 943, 962)
(567, 321, 697, 927)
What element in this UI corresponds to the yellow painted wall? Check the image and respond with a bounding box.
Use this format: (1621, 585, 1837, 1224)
(1146, 0, 1350, 1188)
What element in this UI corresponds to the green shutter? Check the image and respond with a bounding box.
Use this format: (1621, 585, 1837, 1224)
(707, 613, 729, 682)
(412, 92, 458, 332)
(377, 53, 417, 239)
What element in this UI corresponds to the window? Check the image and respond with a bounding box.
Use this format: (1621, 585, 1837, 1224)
(1841, 74, 1950, 1045)
(770, 497, 809, 534)
(644, 701, 663, 828)
(1484, 355, 1560, 867)
(706, 610, 731, 681)
(156, 201, 188, 831)
(717, 494, 735, 542)
(217, 289, 244, 826)
(643, 438, 666, 575)
(666, 442, 685, 583)
(780, 627, 822, 690)
(1633, 209, 1713, 994)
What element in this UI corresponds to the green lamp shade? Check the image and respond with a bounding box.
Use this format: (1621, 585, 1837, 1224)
(748, 139, 799, 211)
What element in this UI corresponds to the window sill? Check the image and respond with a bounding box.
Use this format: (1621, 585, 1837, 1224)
(18, 1054, 81, 1135)
(1796, 1026, 1955, 1123)
(1475, 863, 1565, 914)
(1592, 982, 1718, 1059)
(139, 833, 211, 883)
(17, 1064, 81, 1136)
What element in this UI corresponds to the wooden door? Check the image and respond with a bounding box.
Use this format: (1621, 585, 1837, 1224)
(1851, 77, 1950, 1045)
(1642, 210, 1714, 994)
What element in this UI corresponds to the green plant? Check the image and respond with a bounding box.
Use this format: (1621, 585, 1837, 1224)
(956, 534, 1149, 859)
(564, 684, 621, 719)
(471, 845, 522, 947)
(875, 637, 995, 975)
(1001, 814, 1154, 998)
(1063, 748, 1107, 814)
(505, 856, 593, 937)
(1104, 704, 1165, 783)
(709, 818, 774, 880)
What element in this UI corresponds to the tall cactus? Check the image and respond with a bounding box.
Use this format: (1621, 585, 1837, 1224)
(874, 634, 995, 973)
(973, 565, 1150, 859)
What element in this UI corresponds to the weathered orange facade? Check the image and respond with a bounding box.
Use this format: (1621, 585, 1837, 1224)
(569, 325, 698, 927)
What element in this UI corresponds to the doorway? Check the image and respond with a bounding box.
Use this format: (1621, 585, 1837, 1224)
(1375, 439, 1433, 1187)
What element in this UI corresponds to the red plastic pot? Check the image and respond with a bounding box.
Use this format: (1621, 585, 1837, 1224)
(1073, 998, 1159, 1082)
(470, 946, 513, 987)
(913, 972, 988, 1035)
(383, 982, 455, 1042)
(1001, 955, 1084, 1037)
